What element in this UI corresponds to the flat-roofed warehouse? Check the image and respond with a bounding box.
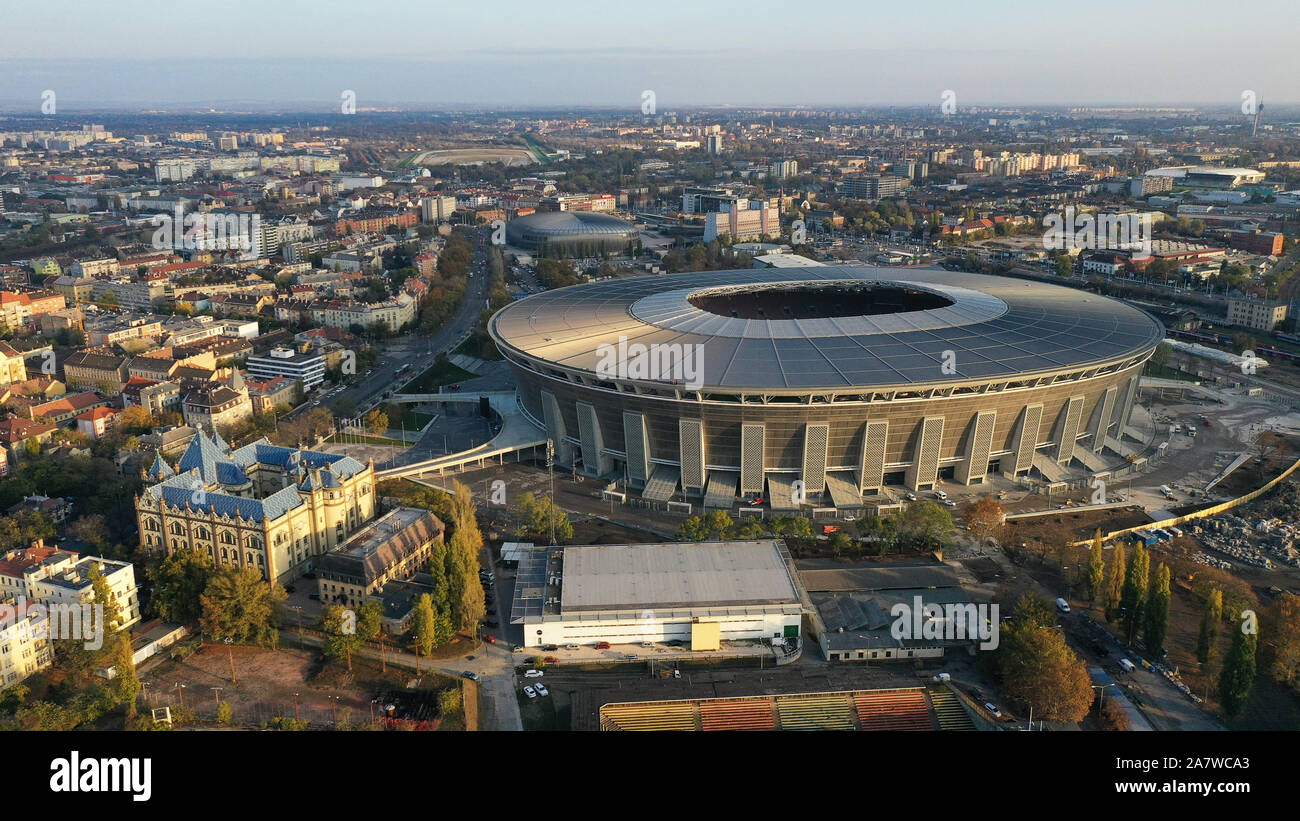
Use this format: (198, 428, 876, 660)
(510, 540, 808, 648)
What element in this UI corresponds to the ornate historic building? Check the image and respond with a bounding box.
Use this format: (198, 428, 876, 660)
(135, 430, 376, 584)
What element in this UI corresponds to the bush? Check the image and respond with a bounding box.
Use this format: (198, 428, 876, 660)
(216, 700, 233, 725)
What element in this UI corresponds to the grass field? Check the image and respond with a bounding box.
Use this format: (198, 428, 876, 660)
(400, 358, 476, 393)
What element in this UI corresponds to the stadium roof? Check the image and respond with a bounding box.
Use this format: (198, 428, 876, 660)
(489, 266, 1164, 390)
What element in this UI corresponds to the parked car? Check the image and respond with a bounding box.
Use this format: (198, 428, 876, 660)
(564, 644, 579, 650)
(484, 635, 496, 644)
(534, 683, 549, 697)
(542, 644, 559, 652)
(523, 669, 544, 678)
(932, 672, 951, 683)
(594, 641, 611, 650)
(523, 685, 537, 699)
(623, 654, 638, 660)
(543, 656, 557, 664)
(462, 671, 480, 681)
(984, 702, 1003, 718)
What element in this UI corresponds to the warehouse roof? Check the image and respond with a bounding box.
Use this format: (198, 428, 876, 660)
(559, 540, 801, 613)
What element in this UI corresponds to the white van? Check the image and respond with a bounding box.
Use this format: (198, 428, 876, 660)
(1055, 597, 1071, 613)
(934, 490, 948, 500)
(1118, 658, 1136, 673)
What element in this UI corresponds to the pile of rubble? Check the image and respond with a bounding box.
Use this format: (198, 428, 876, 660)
(1190, 515, 1275, 569)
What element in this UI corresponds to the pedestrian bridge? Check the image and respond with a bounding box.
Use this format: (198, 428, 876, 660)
(374, 390, 547, 480)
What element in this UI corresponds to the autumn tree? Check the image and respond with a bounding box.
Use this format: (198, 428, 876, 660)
(1086, 530, 1105, 602)
(110, 630, 140, 717)
(1000, 618, 1093, 723)
(1104, 542, 1127, 622)
(1261, 592, 1300, 691)
(363, 408, 389, 436)
(199, 567, 285, 647)
(963, 495, 1006, 545)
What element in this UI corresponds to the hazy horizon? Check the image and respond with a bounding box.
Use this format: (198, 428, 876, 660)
(2, 0, 1297, 111)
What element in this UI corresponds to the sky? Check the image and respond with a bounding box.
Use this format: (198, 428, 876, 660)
(1, 0, 1297, 110)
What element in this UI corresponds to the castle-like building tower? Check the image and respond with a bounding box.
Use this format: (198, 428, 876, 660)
(136, 430, 376, 585)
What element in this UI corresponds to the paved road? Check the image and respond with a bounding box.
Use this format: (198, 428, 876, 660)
(288, 227, 492, 422)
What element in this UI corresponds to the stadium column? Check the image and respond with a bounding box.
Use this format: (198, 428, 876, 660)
(904, 416, 944, 492)
(540, 389, 573, 465)
(857, 420, 888, 494)
(1087, 386, 1118, 453)
(679, 418, 706, 493)
(955, 409, 996, 485)
(576, 400, 612, 477)
(740, 423, 765, 496)
(1114, 373, 1141, 436)
(1052, 395, 1086, 464)
(1002, 403, 1042, 478)
(801, 423, 829, 496)
(623, 411, 650, 489)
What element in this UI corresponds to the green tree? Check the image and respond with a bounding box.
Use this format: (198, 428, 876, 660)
(893, 501, 954, 551)
(517, 492, 573, 542)
(1219, 624, 1257, 718)
(357, 600, 385, 645)
(1143, 563, 1171, 660)
(1197, 588, 1223, 665)
(148, 548, 214, 624)
(1120, 544, 1150, 642)
(199, 567, 285, 647)
(1086, 530, 1106, 602)
(88, 561, 122, 635)
(1104, 542, 1126, 622)
(320, 604, 362, 672)
(110, 630, 140, 717)
(1013, 592, 1056, 629)
(410, 593, 436, 664)
(216, 700, 233, 725)
(437, 688, 463, 716)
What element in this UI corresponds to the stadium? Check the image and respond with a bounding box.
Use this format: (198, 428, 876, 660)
(504, 211, 640, 254)
(488, 266, 1163, 509)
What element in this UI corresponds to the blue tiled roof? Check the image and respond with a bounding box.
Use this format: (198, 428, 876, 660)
(146, 451, 175, 481)
(176, 432, 225, 485)
(217, 462, 250, 486)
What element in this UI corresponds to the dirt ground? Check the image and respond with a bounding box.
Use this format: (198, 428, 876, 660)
(1006, 505, 1153, 544)
(141, 643, 456, 728)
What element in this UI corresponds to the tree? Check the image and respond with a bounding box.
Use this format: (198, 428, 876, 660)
(1261, 592, 1300, 689)
(1000, 618, 1093, 723)
(448, 530, 485, 633)
(1086, 530, 1106, 602)
(410, 594, 436, 664)
(437, 688, 462, 716)
(517, 492, 573, 542)
(320, 604, 362, 672)
(217, 701, 233, 725)
(199, 567, 285, 647)
(1013, 592, 1056, 630)
(363, 408, 389, 436)
(357, 600, 385, 645)
(1219, 625, 1257, 718)
(1095, 697, 1130, 731)
(110, 630, 140, 716)
(893, 501, 954, 551)
(1120, 544, 1150, 642)
(963, 495, 1006, 545)
(1143, 563, 1171, 660)
(1104, 542, 1126, 622)
(1197, 588, 1222, 665)
(148, 548, 214, 624)
(828, 530, 852, 557)
(88, 561, 122, 634)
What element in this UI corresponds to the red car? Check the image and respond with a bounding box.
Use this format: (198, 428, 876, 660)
(594, 641, 611, 650)
(543, 656, 558, 664)
(484, 635, 496, 644)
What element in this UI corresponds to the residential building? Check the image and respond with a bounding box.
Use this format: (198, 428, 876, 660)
(62, 348, 131, 394)
(315, 508, 445, 610)
(0, 290, 66, 332)
(1226, 297, 1288, 332)
(246, 347, 325, 391)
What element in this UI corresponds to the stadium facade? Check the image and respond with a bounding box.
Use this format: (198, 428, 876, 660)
(488, 266, 1163, 507)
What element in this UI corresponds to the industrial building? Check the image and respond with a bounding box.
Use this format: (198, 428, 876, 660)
(509, 540, 807, 649)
